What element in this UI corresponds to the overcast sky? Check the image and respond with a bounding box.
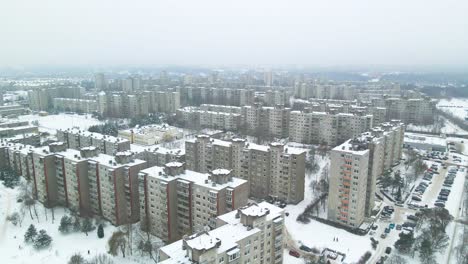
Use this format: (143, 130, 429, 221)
(1, 0, 468, 67)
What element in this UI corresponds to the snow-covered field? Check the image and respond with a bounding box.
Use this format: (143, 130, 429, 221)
(406, 118, 468, 135)
(13, 113, 104, 135)
(0, 183, 154, 264)
(283, 154, 373, 263)
(437, 98, 468, 120)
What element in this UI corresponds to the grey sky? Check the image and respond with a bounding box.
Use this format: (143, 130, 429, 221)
(1, 0, 468, 67)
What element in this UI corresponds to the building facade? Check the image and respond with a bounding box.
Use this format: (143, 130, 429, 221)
(185, 135, 306, 204)
(138, 162, 249, 242)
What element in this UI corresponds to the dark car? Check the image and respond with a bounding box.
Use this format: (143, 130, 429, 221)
(407, 215, 419, 221)
(289, 250, 300, 258)
(435, 202, 445, 208)
(385, 247, 392, 254)
(440, 189, 451, 195)
(402, 222, 416, 228)
(438, 195, 448, 201)
(299, 245, 312, 252)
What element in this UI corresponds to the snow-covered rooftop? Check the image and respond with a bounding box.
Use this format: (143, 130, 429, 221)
(140, 165, 247, 191)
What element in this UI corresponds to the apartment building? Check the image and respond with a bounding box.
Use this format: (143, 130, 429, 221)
(132, 145, 184, 167)
(28, 86, 85, 111)
(57, 128, 131, 155)
(185, 135, 306, 204)
(138, 162, 249, 242)
(176, 107, 242, 131)
(155, 91, 181, 113)
(179, 87, 254, 107)
(294, 82, 355, 100)
(94, 73, 108, 91)
(88, 151, 147, 225)
(289, 111, 373, 146)
(159, 202, 285, 264)
(95, 91, 158, 118)
(373, 96, 435, 125)
(0, 140, 147, 225)
(261, 89, 290, 106)
(0, 143, 35, 181)
(118, 124, 183, 146)
(327, 121, 404, 228)
(241, 104, 290, 138)
(53, 98, 98, 113)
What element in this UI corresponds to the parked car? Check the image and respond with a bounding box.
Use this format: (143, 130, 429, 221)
(402, 222, 416, 228)
(435, 202, 445, 208)
(385, 247, 392, 254)
(407, 215, 419, 221)
(396, 224, 402, 230)
(381, 233, 387, 239)
(438, 195, 448, 201)
(299, 245, 312, 252)
(289, 250, 300, 258)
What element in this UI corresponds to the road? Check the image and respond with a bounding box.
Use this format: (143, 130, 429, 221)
(445, 173, 468, 263)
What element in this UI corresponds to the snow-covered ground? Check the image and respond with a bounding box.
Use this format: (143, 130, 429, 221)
(0, 183, 155, 264)
(283, 154, 373, 263)
(13, 113, 104, 135)
(437, 98, 468, 120)
(406, 118, 468, 135)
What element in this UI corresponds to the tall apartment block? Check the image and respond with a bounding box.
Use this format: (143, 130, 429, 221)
(373, 96, 436, 125)
(177, 104, 290, 138)
(289, 111, 373, 146)
(57, 128, 131, 155)
(53, 98, 98, 113)
(294, 82, 355, 100)
(94, 73, 108, 91)
(1, 141, 147, 226)
(159, 202, 285, 264)
(241, 104, 290, 138)
(178, 87, 254, 107)
(327, 121, 404, 228)
(93, 91, 179, 118)
(28, 86, 85, 111)
(185, 135, 306, 204)
(138, 162, 249, 242)
(176, 106, 241, 131)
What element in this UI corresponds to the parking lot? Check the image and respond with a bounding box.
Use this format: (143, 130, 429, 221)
(369, 151, 467, 263)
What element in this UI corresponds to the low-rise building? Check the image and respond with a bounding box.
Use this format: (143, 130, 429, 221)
(118, 124, 183, 145)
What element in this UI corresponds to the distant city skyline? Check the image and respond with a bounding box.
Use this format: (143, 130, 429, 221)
(1, 0, 468, 67)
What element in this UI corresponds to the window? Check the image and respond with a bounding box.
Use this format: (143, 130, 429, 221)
(228, 251, 240, 261)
